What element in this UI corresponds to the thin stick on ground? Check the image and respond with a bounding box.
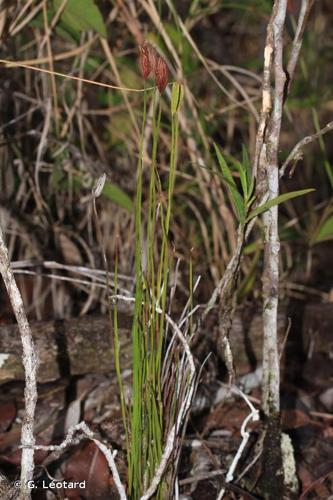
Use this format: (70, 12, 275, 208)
(30, 422, 127, 500)
(0, 225, 38, 500)
(217, 388, 259, 500)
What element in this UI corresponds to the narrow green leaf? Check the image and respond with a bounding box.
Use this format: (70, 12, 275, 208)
(242, 144, 254, 198)
(314, 214, 333, 243)
(102, 181, 133, 211)
(214, 143, 245, 223)
(214, 143, 235, 187)
(171, 83, 184, 114)
(234, 160, 248, 200)
(53, 0, 107, 37)
(246, 188, 315, 222)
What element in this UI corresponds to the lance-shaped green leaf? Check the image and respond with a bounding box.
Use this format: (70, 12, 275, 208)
(214, 143, 245, 223)
(234, 160, 248, 201)
(102, 181, 133, 211)
(246, 188, 315, 222)
(242, 144, 254, 199)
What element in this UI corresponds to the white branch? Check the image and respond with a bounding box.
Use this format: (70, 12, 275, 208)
(28, 421, 127, 500)
(0, 225, 38, 500)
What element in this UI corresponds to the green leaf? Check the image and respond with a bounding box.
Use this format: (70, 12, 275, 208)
(214, 144, 235, 187)
(314, 215, 333, 243)
(171, 83, 184, 115)
(242, 144, 254, 199)
(234, 160, 248, 200)
(214, 143, 245, 223)
(246, 188, 315, 222)
(53, 0, 107, 38)
(102, 181, 133, 211)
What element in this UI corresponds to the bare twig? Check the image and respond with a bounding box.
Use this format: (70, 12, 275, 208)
(30, 422, 127, 500)
(0, 226, 38, 499)
(286, 0, 313, 91)
(280, 120, 333, 178)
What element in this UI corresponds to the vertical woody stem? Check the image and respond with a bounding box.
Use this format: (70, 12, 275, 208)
(262, 0, 287, 417)
(255, 1, 288, 496)
(254, 1, 314, 496)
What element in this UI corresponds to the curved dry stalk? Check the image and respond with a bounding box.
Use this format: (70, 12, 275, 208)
(0, 58, 154, 93)
(1, 36, 97, 66)
(9, 1, 43, 36)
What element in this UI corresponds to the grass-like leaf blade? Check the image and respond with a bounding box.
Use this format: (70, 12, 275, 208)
(214, 143, 245, 223)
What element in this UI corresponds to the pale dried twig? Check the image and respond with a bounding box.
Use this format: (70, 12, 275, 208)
(286, 0, 313, 91)
(29, 422, 127, 500)
(217, 387, 259, 500)
(0, 225, 38, 500)
(279, 120, 333, 178)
